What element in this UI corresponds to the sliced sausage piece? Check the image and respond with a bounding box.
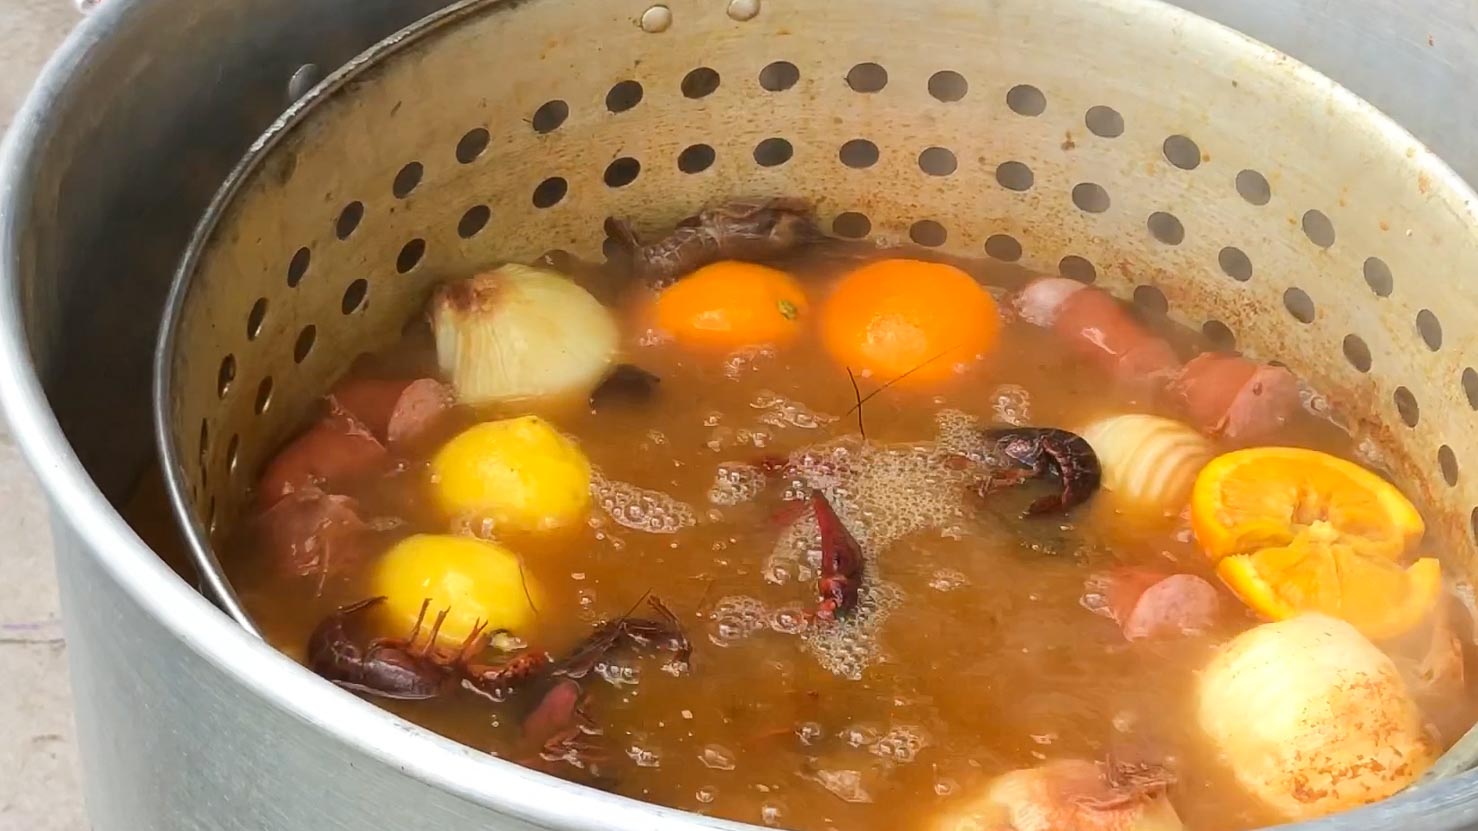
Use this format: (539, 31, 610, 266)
(256, 487, 368, 582)
(1120, 574, 1220, 641)
(328, 376, 455, 445)
(1085, 569, 1219, 641)
(1169, 353, 1300, 442)
(384, 378, 456, 445)
(256, 411, 387, 506)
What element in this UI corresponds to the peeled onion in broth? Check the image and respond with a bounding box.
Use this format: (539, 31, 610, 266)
(1197, 614, 1436, 821)
(1078, 414, 1213, 514)
(428, 264, 618, 406)
(930, 759, 1184, 831)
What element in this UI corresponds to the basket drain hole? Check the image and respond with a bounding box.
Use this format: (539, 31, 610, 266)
(456, 128, 490, 164)
(1342, 334, 1372, 373)
(682, 67, 721, 99)
(217, 355, 236, 399)
(1235, 170, 1271, 206)
(1162, 135, 1201, 170)
(1133, 285, 1168, 317)
(918, 147, 957, 176)
(458, 205, 491, 238)
(846, 63, 888, 93)
(294, 325, 316, 363)
(287, 247, 311, 288)
(532, 100, 569, 133)
(1084, 106, 1123, 138)
(392, 162, 423, 199)
(759, 61, 799, 92)
(255, 377, 274, 415)
(1147, 212, 1183, 245)
(532, 177, 568, 207)
(1394, 386, 1420, 427)
(678, 145, 716, 174)
(1058, 255, 1096, 284)
(1283, 287, 1315, 323)
(984, 234, 1021, 262)
(1218, 246, 1252, 282)
(1302, 209, 1336, 248)
(246, 298, 268, 340)
(996, 161, 1033, 192)
(397, 239, 426, 274)
(910, 220, 946, 247)
(1072, 183, 1110, 214)
(1363, 256, 1394, 297)
(1006, 84, 1046, 117)
(1439, 445, 1459, 486)
(1463, 368, 1478, 410)
(1417, 309, 1442, 351)
(840, 140, 879, 169)
(336, 201, 364, 240)
(604, 157, 642, 187)
(832, 212, 871, 239)
(754, 138, 793, 168)
(342, 279, 368, 315)
(928, 71, 967, 102)
(606, 80, 644, 113)
(1202, 319, 1236, 350)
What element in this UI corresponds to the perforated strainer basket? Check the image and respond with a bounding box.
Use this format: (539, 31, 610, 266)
(156, 0, 1478, 758)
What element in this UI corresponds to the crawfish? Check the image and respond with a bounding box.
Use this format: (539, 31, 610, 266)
(307, 596, 544, 700)
(553, 595, 692, 679)
(605, 197, 821, 289)
(977, 427, 1101, 515)
(811, 489, 863, 621)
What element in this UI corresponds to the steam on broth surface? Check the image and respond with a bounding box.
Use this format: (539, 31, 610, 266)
(180, 201, 1471, 831)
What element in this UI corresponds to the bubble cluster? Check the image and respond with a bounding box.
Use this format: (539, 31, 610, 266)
(839, 724, 881, 748)
(929, 568, 970, 592)
(990, 384, 1032, 426)
(591, 474, 697, 534)
(596, 658, 640, 686)
(723, 344, 777, 379)
(751, 390, 838, 430)
(707, 462, 768, 506)
(933, 408, 990, 459)
(806, 768, 873, 803)
(706, 426, 774, 452)
(700, 744, 737, 770)
(627, 743, 662, 768)
(710, 595, 769, 646)
(760, 802, 784, 827)
(871, 725, 929, 762)
(767, 603, 809, 634)
(806, 581, 905, 680)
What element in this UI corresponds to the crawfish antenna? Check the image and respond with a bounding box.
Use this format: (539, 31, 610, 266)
(846, 367, 866, 440)
(842, 349, 955, 419)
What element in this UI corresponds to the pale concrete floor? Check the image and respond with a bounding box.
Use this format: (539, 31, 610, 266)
(0, 4, 93, 831)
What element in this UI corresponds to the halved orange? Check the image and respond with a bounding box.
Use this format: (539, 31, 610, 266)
(1191, 447, 1436, 639)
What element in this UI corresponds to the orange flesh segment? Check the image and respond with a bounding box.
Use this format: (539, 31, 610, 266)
(1191, 447, 1435, 638)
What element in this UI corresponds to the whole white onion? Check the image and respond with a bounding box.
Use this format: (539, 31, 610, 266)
(1078, 414, 1213, 515)
(1197, 614, 1436, 821)
(428, 264, 618, 406)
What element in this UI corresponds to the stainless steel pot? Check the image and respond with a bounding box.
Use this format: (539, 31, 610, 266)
(5, 1, 1478, 829)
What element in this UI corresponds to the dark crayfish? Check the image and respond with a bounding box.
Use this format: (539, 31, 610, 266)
(554, 595, 692, 678)
(307, 596, 546, 700)
(811, 489, 864, 621)
(977, 427, 1102, 515)
(605, 197, 822, 289)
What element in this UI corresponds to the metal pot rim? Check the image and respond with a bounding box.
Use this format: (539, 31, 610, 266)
(5, 1, 1478, 830)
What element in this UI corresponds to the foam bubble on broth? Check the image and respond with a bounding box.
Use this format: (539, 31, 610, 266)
(590, 471, 697, 534)
(750, 390, 838, 430)
(709, 594, 769, 646)
(707, 462, 767, 506)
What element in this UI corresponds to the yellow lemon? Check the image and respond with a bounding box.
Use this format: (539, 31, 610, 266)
(371, 533, 541, 647)
(431, 415, 592, 530)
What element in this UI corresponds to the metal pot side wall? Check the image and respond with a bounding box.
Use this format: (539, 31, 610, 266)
(3, 0, 1478, 829)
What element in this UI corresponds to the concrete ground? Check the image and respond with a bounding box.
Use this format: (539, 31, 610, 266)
(0, 5, 92, 831)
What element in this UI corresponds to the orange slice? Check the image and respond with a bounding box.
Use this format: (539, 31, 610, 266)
(1191, 447, 1435, 639)
(819, 258, 1000, 384)
(651, 261, 808, 351)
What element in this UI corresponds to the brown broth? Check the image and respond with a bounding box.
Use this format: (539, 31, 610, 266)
(131, 250, 1466, 831)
